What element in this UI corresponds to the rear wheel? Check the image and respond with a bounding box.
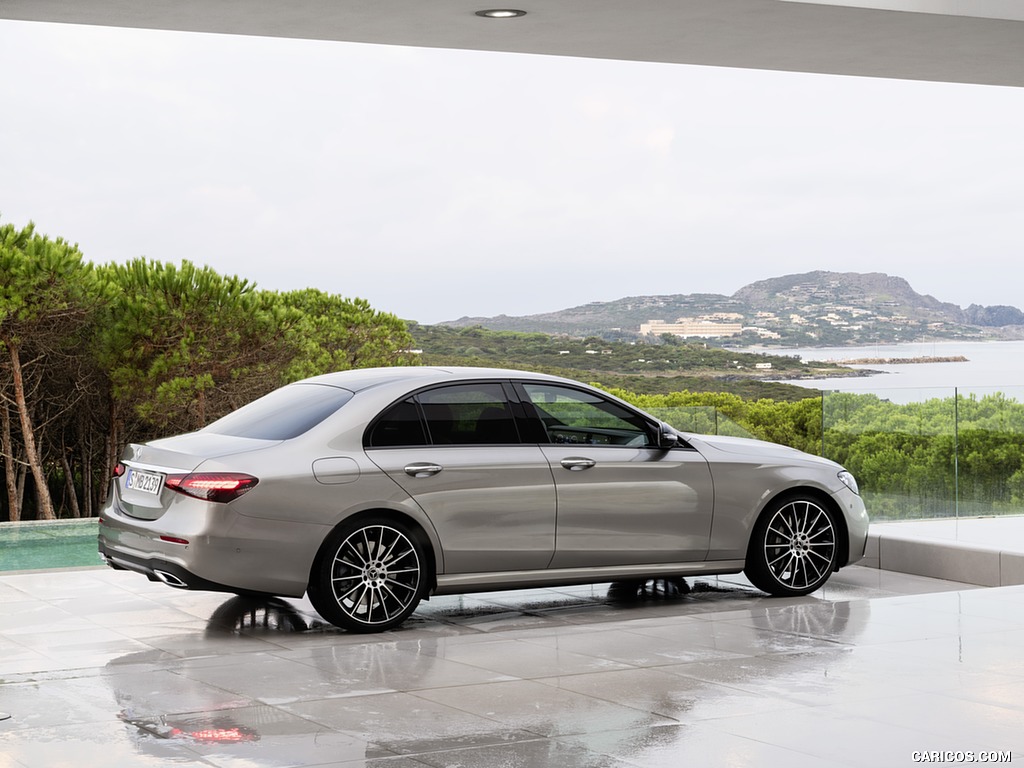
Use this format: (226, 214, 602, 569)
(744, 496, 838, 596)
(308, 517, 426, 633)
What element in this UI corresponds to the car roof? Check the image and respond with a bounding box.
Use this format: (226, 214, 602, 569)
(299, 366, 574, 394)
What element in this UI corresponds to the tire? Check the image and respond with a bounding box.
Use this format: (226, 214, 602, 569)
(744, 495, 839, 596)
(308, 517, 426, 633)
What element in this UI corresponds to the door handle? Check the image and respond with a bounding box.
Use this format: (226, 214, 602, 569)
(560, 457, 596, 471)
(404, 462, 443, 478)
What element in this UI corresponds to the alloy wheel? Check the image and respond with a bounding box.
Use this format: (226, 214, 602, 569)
(311, 520, 425, 632)
(745, 496, 839, 596)
(761, 498, 837, 591)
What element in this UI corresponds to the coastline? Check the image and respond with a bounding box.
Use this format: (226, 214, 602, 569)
(749, 339, 1024, 401)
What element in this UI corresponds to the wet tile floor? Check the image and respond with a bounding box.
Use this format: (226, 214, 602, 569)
(1, 565, 1022, 767)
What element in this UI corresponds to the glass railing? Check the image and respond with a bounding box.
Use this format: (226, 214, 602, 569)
(822, 386, 1024, 521)
(646, 406, 755, 439)
(648, 392, 1024, 522)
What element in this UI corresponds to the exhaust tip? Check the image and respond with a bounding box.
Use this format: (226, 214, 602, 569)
(153, 570, 188, 589)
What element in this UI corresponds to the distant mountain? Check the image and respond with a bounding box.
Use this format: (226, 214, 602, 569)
(734, 271, 958, 317)
(443, 293, 747, 338)
(442, 271, 1024, 346)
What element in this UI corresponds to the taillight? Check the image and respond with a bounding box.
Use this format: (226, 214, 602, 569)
(164, 473, 258, 503)
(113, 463, 126, 477)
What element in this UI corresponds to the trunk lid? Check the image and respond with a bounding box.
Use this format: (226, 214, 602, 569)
(116, 433, 278, 520)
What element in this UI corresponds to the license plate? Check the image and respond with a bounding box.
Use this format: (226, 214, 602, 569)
(125, 468, 164, 495)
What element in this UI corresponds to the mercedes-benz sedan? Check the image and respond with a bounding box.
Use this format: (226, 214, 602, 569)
(99, 366, 869, 632)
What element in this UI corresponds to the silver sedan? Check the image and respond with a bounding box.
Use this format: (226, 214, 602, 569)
(98, 366, 869, 632)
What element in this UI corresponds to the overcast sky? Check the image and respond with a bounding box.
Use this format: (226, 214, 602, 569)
(2, 20, 1023, 325)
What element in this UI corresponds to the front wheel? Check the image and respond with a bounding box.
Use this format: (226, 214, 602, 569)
(744, 496, 839, 596)
(308, 518, 426, 633)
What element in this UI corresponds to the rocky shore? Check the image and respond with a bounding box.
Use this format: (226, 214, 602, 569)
(830, 355, 969, 365)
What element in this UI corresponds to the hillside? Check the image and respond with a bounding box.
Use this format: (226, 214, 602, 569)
(408, 323, 853, 402)
(443, 271, 1024, 347)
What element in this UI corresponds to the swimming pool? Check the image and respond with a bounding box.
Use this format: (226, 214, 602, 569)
(0, 519, 103, 571)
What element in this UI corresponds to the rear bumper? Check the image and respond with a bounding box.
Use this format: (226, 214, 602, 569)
(97, 541, 273, 595)
(98, 491, 326, 598)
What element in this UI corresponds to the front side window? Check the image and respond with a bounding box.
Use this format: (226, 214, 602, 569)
(520, 383, 652, 446)
(418, 383, 519, 445)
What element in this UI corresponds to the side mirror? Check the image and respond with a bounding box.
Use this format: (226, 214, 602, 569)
(657, 429, 680, 449)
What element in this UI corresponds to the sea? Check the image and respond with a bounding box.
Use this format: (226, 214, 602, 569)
(741, 339, 1024, 404)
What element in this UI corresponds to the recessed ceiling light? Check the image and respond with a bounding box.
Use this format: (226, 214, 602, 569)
(475, 9, 527, 18)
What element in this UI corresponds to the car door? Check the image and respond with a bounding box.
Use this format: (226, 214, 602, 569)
(515, 381, 714, 568)
(364, 382, 556, 574)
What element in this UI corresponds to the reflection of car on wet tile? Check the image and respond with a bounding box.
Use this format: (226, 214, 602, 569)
(102, 587, 869, 763)
(98, 367, 869, 632)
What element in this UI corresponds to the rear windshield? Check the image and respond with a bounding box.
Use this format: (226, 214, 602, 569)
(204, 383, 354, 440)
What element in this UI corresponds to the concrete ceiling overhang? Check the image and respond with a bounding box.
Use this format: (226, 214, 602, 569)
(3, 0, 1024, 87)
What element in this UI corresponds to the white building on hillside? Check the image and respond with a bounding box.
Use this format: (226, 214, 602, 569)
(640, 317, 743, 339)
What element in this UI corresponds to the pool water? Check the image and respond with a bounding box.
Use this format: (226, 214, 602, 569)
(0, 519, 103, 571)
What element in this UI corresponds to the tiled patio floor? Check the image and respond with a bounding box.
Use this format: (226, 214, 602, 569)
(1, 564, 1022, 767)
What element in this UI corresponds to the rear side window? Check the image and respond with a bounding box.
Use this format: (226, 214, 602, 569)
(419, 384, 519, 445)
(365, 383, 520, 447)
(205, 384, 353, 440)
